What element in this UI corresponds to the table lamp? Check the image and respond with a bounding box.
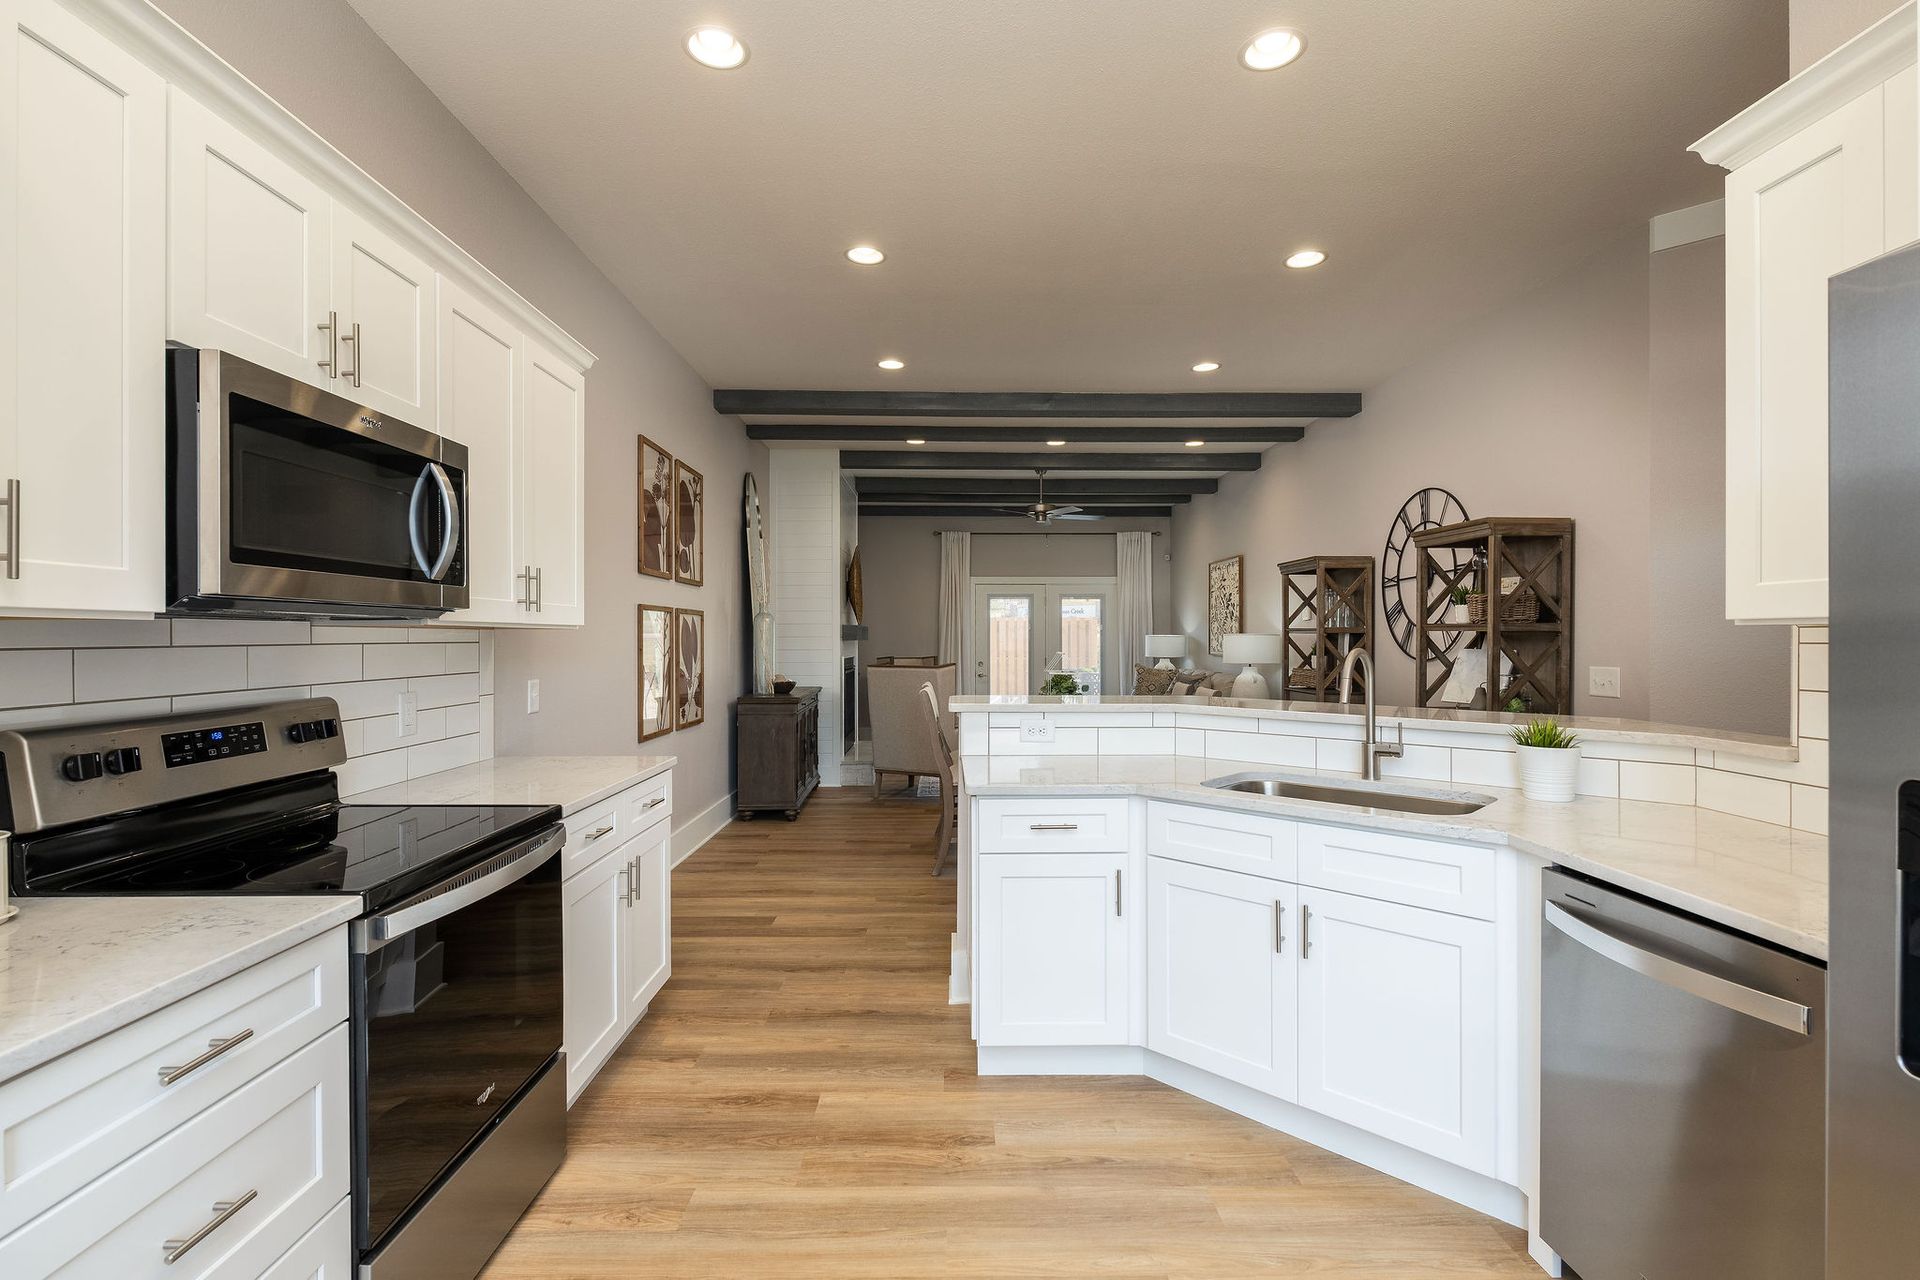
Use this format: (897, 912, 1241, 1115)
(1221, 632, 1283, 700)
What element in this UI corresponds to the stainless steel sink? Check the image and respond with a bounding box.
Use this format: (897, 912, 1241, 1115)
(1204, 774, 1492, 816)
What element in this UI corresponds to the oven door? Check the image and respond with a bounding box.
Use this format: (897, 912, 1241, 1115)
(169, 348, 469, 617)
(349, 825, 563, 1255)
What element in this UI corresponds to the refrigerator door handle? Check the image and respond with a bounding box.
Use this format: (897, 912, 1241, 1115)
(1545, 900, 1810, 1035)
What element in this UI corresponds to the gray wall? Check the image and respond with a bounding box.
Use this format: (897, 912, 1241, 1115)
(1647, 236, 1791, 734)
(1790, 0, 1903, 71)
(155, 0, 766, 831)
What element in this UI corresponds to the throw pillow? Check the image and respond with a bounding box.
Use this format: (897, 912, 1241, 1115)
(1133, 664, 1177, 696)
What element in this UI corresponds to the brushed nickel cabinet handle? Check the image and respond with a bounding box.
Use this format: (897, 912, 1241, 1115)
(162, 1189, 257, 1263)
(1114, 869, 1122, 917)
(1300, 903, 1312, 959)
(619, 865, 632, 908)
(1273, 901, 1285, 954)
(341, 320, 361, 387)
(516, 564, 533, 609)
(1028, 822, 1079, 831)
(632, 855, 642, 901)
(0, 478, 20, 580)
(158, 1027, 254, 1086)
(585, 823, 615, 842)
(641, 796, 665, 810)
(317, 311, 337, 376)
(533, 566, 544, 612)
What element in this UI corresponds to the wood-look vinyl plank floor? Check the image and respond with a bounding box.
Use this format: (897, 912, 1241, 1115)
(478, 790, 1542, 1279)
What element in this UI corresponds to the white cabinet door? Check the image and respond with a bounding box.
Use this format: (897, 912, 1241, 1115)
(437, 278, 524, 624)
(1724, 86, 1886, 622)
(977, 853, 1130, 1046)
(168, 89, 334, 388)
(562, 847, 628, 1104)
(259, 1198, 352, 1280)
(519, 341, 585, 626)
(0, 0, 165, 615)
(332, 204, 436, 424)
(1296, 887, 1498, 1175)
(1146, 858, 1297, 1100)
(623, 824, 672, 1026)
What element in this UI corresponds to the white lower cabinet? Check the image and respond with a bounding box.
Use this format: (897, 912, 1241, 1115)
(1146, 857, 1297, 1100)
(258, 1197, 351, 1280)
(561, 772, 675, 1103)
(977, 853, 1130, 1046)
(1296, 885, 1498, 1175)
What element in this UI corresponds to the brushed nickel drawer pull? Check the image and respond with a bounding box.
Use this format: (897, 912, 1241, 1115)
(317, 311, 337, 376)
(1300, 903, 1312, 959)
(1114, 869, 1123, 917)
(158, 1028, 254, 1086)
(1273, 901, 1285, 953)
(585, 823, 615, 841)
(1028, 822, 1079, 831)
(341, 320, 362, 387)
(641, 796, 665, 810)
(162, 1189, 257, 1263)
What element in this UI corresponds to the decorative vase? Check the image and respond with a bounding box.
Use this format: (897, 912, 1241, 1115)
(1516, 744, 1581, 803)
(1444, 602, 1470, 625)
(752, 609, 776, 696)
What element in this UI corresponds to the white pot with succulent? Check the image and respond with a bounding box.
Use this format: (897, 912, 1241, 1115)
(1444, 586, 1471, 626)
(1512, 718, 1581, 803)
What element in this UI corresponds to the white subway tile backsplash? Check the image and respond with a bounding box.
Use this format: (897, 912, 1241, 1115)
(334, 748, 409, 796)
(445, 644, 481, 675)
(1378, 744, 1451, 783)
(1315, 738, 1363, 774)
(1792, 784, 1829, 835)
(1205, 730, 1315, 768)
(75, 646, 243, 702)
(0, 619, 170, 649)
(1697, 769, 1792, 827)
(1799, 643, 1829, 692)
(248, 644, 361, 687)
(174, 685, 309, 714)
(478, 695, 496, 759)
(0, 697, 171, 730)
(410, 673, 480, 709)
(445, 702, 481, 738)
(348, 706, 449, 756)
(415, 627, 478, 643)
(363, 643, 447, 680)
(1619, 761, 1696, 806)
(172, 619, 311, 646)
(313, 677, 413, 720)
(1576, 757, 1620, 799)
(1798, 691, 1828, 741)
(1098, 727, 1176, 755)
(311, 624, 411, 644)
(1451, 748, 1518, 790)
(0, 649, 74, 708)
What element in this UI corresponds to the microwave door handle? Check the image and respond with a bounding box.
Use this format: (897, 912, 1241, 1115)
(356, 826, 564, 953)
(424, 462, 460, 582)
(408, 466, 435, 577)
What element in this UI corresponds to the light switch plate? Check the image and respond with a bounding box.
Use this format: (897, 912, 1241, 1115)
(1018, 719, 1056, 743)
(526, 678, 541, 714)
(396, 690, 419, 737)
(1589, 666, 1621, 698)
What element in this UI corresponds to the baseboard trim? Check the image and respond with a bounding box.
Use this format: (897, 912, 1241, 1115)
(672, 791, 735, 868)
(974, 1044, 1532, 1239)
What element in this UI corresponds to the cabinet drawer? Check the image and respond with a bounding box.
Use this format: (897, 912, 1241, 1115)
(0, 928, 347, 1236)
(623, 771, 672, 837)
(976, 797, 1129, 853)
(0, 1025, 350, 1280)
(1147, 802, 1298, 880)
(259, 1197, 351, 1280)
(1297, 824, 1496, 920)
(562, 796, 624, 878)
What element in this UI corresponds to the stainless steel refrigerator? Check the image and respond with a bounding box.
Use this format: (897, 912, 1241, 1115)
(1829, 238, 1920, 1277)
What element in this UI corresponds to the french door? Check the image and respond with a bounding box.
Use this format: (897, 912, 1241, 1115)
(971, 579, 1118, 695)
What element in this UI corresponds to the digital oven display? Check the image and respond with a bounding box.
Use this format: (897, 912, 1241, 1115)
(161, 721, 268, 767)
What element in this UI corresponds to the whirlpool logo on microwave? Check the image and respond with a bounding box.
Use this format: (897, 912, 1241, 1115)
(359, 414, 382, 429)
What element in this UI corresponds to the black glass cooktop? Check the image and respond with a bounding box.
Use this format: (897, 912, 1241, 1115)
(11, 773, 560, 912)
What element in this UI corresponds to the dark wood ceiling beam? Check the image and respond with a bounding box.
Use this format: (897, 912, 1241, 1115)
(746, 424, 1304, 444)
(715, 390, 1359, 419)
(855, 476, 1215, 497)
(842, 450, 1260, 472)
(858, 491, 1190, 506)
(859, 505, 1176, 519)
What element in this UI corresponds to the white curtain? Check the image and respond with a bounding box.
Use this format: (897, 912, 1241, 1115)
(1115, 531, 1154, 683)
(936, 531, 972, 680)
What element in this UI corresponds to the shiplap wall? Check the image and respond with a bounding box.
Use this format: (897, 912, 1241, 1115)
(0, 618, 492, 796)
(769, 448, 844, 786)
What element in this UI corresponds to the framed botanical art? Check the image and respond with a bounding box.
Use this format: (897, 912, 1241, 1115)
(674, 607, 706, 729)
(673, 460, 704, 586)
(638, 604, 674, 742)
(638, 435, 674, 580)
(1207, 554, 1244, 656)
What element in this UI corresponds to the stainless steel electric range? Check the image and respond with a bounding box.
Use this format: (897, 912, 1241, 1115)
(1, 697, 566, 1280)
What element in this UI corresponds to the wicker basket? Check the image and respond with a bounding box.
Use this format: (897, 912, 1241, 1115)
(1467, 586, 1539, 625)
(1287, 664, 1322, 692)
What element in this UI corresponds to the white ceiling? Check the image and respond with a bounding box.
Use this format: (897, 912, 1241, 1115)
(346, 0, 1783, 404)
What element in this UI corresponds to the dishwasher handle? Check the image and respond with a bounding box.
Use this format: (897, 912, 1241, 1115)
(1544, 900, 1811, 1036)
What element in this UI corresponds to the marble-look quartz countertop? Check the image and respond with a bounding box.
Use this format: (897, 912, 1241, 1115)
(952, 694, 1800, 762)
(0, 896, 358, 1083)
(348, 755, 675, 816)
(962, 753, 1828, 959)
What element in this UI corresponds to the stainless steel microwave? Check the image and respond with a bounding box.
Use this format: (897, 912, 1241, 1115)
(166, 349, 469, 619)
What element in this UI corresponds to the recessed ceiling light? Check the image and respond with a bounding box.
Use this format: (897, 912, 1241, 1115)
(1241, 28, 1305, 71)
(1192, 361, 1221, 373)
(846, 245, 885, 265)
(1185, 439, 1206, 447)
(1285, 249, 1327, 269)
(686, 26, 748, 70)
(906, 438, 926, 445)
(1046, 439, 1067, 447)
(877, 358, 905, 370)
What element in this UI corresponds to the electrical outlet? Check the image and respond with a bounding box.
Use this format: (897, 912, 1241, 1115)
(1018, 719, 1056, 743)
(526, 678, 541, 714)
(396, 690, 419, 737)
(1589, 666, 1622, 699)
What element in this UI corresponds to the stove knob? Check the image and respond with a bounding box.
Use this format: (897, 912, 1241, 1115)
(60, 752, 103, 782)
(288, 722, 316, 744)
(319, 718, 339, 739)
(103, 746, 142, 776)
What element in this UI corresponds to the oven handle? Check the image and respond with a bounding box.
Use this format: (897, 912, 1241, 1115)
(408, 463, 461, 583)
(1544, 900, 1810, 1035)
(356, 825, 563, 953)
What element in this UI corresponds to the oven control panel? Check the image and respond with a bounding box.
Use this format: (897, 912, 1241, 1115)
(161, 720, 270, 768)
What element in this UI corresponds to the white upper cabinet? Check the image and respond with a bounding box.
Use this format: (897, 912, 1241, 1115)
(437, 278, 524, 624)
(168, 89, 335, 386)
(0, 0, 166, 616)
(331, 204, 437, 424)
(1698, 6, 1917, 622)
(520, 341, 586, 626)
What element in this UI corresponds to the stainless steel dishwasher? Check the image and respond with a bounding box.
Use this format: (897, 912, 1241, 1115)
(1539, 868, 1825, 1280)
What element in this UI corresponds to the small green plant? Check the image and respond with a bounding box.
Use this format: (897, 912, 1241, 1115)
(1510, 717, 1579, 750)
(1041, 673, 1088, 696)
(1450, 585, 1472, 605)
(1505, 696, 1529, 714)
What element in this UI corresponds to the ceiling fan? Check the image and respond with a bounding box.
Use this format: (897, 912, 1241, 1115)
(1001, 469, 1103, 524)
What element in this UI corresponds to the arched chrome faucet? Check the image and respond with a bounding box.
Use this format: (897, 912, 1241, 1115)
(1338, 647, 1404, 781)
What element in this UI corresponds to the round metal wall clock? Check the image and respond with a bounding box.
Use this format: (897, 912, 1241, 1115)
(1381, 487, 1469, 658)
